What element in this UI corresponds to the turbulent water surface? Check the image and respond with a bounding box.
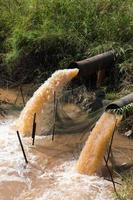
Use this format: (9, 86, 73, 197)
(0, 86, 133, 200)
(0, 115, 115, 200)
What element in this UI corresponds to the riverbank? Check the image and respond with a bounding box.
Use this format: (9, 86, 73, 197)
(0, 0, 133, 89)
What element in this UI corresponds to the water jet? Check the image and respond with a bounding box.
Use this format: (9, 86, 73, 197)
(76, 93, 133, 176)
(16, 69, 79, 136)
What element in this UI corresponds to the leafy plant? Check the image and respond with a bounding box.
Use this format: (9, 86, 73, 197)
(0, 0, 133, 85)
(107, 103, 133, 116)
(115, 171, 133, 200)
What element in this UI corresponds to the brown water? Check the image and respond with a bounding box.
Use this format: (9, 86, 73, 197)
(0, 82, 114, 200)
(16, 69, 79, 136)
(0, 108, 133, 200)
(76, 112, 122, 175)
(0, 116, 115, 200)
(0, 74, 133, 200)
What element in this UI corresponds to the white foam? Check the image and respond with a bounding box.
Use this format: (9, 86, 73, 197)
(0, 117, 114, 200)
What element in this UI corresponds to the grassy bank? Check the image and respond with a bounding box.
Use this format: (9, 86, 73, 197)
(0, 0, 133, 87)
(115, 171, 133, 200)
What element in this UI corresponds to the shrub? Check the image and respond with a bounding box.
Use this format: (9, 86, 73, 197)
(0, 0, 132, 85)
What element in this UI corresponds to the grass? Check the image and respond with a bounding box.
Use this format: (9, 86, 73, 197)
(0, 0, 133, 86)
(115, 171, 133, 200)
(106, 92, 120, 101)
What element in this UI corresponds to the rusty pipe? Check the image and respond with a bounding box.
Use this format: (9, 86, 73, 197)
(69, 51, 116, 76)
(106, 93, 133, 110)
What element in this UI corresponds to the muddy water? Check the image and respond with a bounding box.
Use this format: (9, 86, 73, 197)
(0, 115, 115, 200)
(16, 69, 79, 136)
(0, 85, 31, 105)
(76, 112, 122, 175)
(0, 86, 133, 200)
(112, 133, 133, 165)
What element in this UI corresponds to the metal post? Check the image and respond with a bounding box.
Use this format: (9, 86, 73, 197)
(52, 91, 58, 141)
(17, 131, 28, 164)
(32, 113, 36, 145)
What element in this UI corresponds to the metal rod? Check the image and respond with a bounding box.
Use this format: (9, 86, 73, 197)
(20, 86, 25, 106)
(14, 89, 20, 105)
(17, 131, 28, 164)
(32, 113, 36, 145)
(52, 122, 56, 141)
(52, 92, 58, 141)
(103, 117, 118, 193)
(106, 119, 117, 163)
(104, 156, 117, 194)
(104, 178, 121, 185)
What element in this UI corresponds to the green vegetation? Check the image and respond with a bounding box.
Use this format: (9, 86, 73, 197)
(0, 0, 133, 85)
(107, 103, 133, 115)
(115, 171, 133, 200)
(106, 92, 120, 101)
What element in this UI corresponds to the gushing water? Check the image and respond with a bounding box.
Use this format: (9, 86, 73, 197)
(0, 69, 130, 200)
(0, 116, 114, 200)
(76, 112, 122, 175)
(16, 69, 79, 136)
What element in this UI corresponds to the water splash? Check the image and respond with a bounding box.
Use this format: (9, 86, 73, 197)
(76, 112, 122, 175)
(0, 116, 114, 200)
(16, 69, 79, 136)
